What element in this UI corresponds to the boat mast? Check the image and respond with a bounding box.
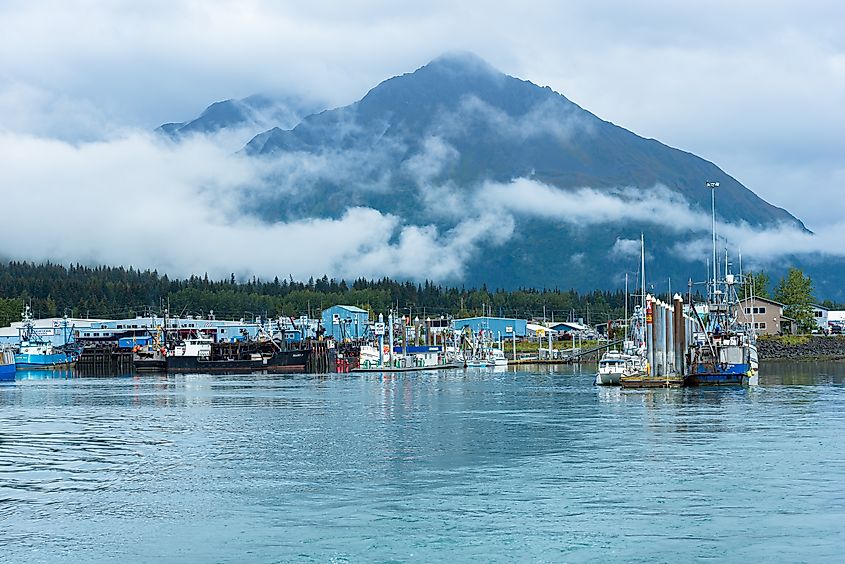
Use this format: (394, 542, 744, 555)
(640, 233, 646, 311)
(624, 272, 628, 340)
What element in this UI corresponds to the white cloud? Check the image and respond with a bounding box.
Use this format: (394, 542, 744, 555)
(1, 0, 844, 287)
(0, 130, 503, 282)
(483, 179, 710, 231)
(610, 238, 641, 259)
(434, 95, 594, 142)
(1, 0, 842, 230)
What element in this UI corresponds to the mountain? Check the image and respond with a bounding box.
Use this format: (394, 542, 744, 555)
(245, 53, 802, 229)
(158, 94, 324, 139)
(226, 53, 824, 295)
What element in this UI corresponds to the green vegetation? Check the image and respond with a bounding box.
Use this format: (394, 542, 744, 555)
(775, 267, 816, 333)
(758, 334, 810, 346)
(741, 271, 771, 300)
(0, 261, 632, 326)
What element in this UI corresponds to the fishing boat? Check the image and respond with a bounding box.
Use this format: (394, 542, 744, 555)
(133, 346, 167, 372)
(598, 236, 649, 385)
(166, 336, 308, 373)
(596, 314, 649, 386)
(487, 348, 508, 366)
(0, 347, 16, 381)
(131, 327, 168, 372)
(684, 182, 758, 387)
(14, 306, 79, 369)
(595, 350, 627, 385)
(685, 275, 758, 386)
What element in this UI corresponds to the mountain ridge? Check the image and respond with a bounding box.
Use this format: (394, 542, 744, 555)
(158, 53, 834, 295)
(242, 53, 805, 230)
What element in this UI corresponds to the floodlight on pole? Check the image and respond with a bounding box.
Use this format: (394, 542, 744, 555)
(706, 181, 720, 300)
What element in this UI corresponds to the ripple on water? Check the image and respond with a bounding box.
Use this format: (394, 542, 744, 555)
(1, 364, 845, 561)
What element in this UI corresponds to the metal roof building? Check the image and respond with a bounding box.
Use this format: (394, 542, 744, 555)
(450, 316, 527, 338)
(321, 305, 370, 341)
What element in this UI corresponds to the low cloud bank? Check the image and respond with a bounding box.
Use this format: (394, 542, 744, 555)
(0, 131, 507, 282)
(0, 107, 841, 284)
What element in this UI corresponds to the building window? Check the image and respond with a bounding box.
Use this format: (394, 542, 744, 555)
(815, 311, 824, 318)
(745, 308, 751, 314)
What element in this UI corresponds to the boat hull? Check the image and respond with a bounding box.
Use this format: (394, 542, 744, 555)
(595, 371, 621, 386)
(684, 363, 755, 386)
(14, 353, 78, 369)
(166, 350, 308, 373)
(0, 363, 15, 381)
(134, 359, 167, 372)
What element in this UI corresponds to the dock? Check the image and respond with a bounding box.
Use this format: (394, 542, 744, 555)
(76, 346, 133, 376)
(617, 294, 697, 388)
(351, 363, 460, 373)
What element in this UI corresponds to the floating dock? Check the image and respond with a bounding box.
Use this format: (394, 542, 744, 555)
(351, 363, 460, 373)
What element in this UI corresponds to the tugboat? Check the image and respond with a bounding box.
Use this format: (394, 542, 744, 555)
(14, 306, 80, 369)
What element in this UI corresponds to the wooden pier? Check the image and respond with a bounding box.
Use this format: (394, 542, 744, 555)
(620, 373, 684, 388)
(76, 346, 133, 376)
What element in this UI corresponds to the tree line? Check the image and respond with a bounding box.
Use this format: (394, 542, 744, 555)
(0, 261, 832, 333)
(0, 261, 630, 327)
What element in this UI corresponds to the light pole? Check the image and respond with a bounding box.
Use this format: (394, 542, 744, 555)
(706, 181, 720, 301)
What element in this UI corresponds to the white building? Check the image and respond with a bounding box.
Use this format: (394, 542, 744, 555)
(812, 304, 829, 331)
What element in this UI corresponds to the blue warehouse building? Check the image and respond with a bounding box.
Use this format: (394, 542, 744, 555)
(450, 316, 527, 338)
(321, 305, 371, 341)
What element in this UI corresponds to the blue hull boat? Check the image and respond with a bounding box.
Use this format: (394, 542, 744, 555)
(14, 305, 80, 370)
(685, 363, 754, 386)
(0, 349, 16, 380)
(14, 352, 78, 370)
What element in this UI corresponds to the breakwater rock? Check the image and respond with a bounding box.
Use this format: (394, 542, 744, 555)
(758, 336, 845, 360)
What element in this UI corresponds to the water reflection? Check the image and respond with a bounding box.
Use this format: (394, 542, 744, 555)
(761, 360, 845, 386)
(1, 362, 845, 562)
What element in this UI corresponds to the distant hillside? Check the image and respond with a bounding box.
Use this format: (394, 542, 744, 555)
(158, 94, 324, 139)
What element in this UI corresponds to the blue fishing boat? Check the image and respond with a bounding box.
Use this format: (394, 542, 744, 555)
(684, 182, 758, 386)
(0, 348, 15, 381)
(14, 306, 80, 370)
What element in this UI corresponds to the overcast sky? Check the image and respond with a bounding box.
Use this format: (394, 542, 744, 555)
(2, 0, 842, 225)
(0, 0, 843, 279)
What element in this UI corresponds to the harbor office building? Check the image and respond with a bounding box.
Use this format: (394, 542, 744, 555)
(737, 297, 797, 336)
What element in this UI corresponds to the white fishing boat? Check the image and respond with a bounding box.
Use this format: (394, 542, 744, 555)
(595, 350, 627, 385)
(597, 236, 649, 385)
(487, 348, 508, 366)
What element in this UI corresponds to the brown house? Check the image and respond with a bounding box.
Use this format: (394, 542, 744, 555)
(737, 296, 797, 336)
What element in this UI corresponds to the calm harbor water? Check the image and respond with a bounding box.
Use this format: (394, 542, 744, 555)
(2, 362, 845, 562)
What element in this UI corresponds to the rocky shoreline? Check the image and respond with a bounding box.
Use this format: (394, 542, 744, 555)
(758, 336, 845, 361)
